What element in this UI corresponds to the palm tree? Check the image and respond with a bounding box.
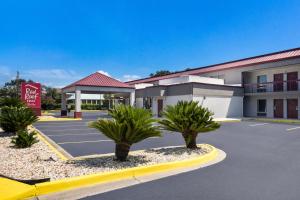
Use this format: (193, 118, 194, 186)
(0, 97, 25, 108)
(159, 101, 220, 149)
(0, 106, 38, 133)
(90, 105, 161, 161)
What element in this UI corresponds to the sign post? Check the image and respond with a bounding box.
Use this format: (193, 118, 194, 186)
(21, 82, 41, 116)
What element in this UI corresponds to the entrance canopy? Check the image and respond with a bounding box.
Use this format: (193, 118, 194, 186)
(61, 72, 135, 118)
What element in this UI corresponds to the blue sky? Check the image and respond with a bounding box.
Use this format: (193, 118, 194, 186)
(0, 0, 300, 87)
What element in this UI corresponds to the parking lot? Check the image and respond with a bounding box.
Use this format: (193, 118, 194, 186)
(80, 116, 300, 200)
(34, 112, 300, 159)
(34, 112, 186, 157)
(33, 112, 300, 200)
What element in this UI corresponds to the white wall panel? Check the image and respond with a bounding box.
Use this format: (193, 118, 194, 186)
(193, 96, 243, 118)
(136, 98, 143, 108)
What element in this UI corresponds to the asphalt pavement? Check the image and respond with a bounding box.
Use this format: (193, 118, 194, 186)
(80, 121, 300, 200)
(34, 112, 191, 157)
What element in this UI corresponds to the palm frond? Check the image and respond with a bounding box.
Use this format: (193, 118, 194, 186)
(159, 100, 220, 135)
(0, 106, 38, 133)
(89, 105, 161, 145)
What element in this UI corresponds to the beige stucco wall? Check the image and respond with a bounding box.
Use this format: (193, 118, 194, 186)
(151, 95, 193, 116)
(193, 96, 243, 118)
(149, 94, 243, 118)
(244, 95, 300, 119)
(243, 64, 300, 84)
(136, 98, 143, 108)
(199, 58, 300, 85)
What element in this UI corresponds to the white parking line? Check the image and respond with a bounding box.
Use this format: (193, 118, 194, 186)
(38, 128, 93, 132)
(286, 127, 300, 131)
(36, 122, 88, 125)
(36, 124, 88, 128)
(58, 139, 112, 145)
(249, 123, 269, 127)
(47, 133, 99, 137)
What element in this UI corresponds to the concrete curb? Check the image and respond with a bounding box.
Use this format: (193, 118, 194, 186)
(34, 144, 218, 196)
(40, 149, 226, 200)
(30, 126, 73, 160)
(0, 177, 36, 200)
(1, 144, 220, 200)
(38, 118, 82, 122)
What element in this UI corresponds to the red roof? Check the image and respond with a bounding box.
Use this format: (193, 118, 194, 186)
(127, 47, 300, 85)
(63, 72, 134, 89)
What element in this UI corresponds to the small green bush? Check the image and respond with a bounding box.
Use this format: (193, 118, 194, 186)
(11, 130, 39, 148)
(81, 104, 102, 110)
(0, 106, 38, 133)
(81, 103, 109, 110)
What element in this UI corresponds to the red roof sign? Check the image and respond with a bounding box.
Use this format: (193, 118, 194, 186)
(21, 82, 41, 109)
(63, 72, 134, 89)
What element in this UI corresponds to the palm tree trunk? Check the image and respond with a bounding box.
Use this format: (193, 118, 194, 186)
(115, 143, 131, 161)
(183, 133, 198, 149)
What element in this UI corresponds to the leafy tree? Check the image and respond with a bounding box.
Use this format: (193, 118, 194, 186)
(0, 78, 28, 98)
(41, 97, 57, 110)
(159, 101, 220, 149)
(43, 86, 61, 104)
(41, 86, 62, 110)
(90, 105, 161, 161)
(149, 70, 172, 77)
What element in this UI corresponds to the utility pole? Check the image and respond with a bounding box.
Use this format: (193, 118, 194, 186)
(16, 71, 20, 98)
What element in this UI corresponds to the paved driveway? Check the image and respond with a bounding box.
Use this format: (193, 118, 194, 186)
(82, 121, 300, 200)
(34, 112, 191, 157)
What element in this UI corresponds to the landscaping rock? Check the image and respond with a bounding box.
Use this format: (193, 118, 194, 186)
(0, 135, 212, 181)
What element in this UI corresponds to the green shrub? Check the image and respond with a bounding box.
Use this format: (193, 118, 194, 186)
(11, 130, 39, 148)
(41, 98, 61, 110)
(79, 103, 109, 110)
(0, 97, 24, 108)
(81, 104, 102, 110)
(0, 106, 38, 133)
(101, 100, 109, 110)
(159, 101, 220, 149)
(90, 105, 161, 161)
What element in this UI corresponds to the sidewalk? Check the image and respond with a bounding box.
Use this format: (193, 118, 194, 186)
(214, 118, 241, 122)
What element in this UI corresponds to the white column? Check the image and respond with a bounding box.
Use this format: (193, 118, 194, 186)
(130, 91, 135, 106)
(75, 89, 81, 113)
(61, 93, 67, 110)
(283, 73, 287, 91)
(61, 93, 67, 116)
(283, 98, 287, 119)
(298, 97, 300, 119)
(152, 97, 157, 116)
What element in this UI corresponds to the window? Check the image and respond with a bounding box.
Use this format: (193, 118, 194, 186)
(143, 97, 152, 109)
(257, 75, 267, 92)
(257, 99, 267, 116)
(287, 72, 298, 91)
(257, 75, 267, 83)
